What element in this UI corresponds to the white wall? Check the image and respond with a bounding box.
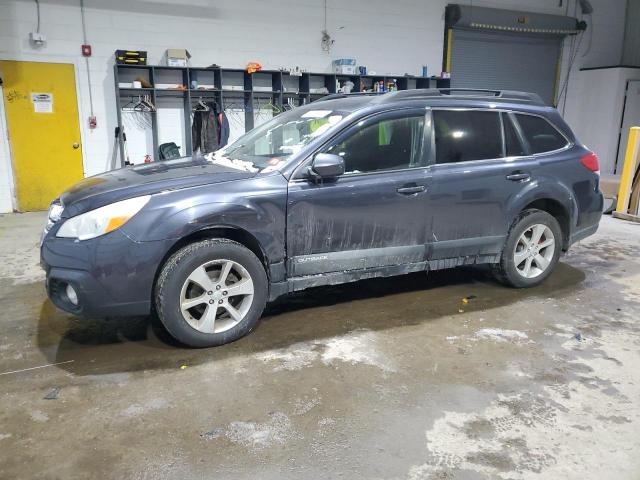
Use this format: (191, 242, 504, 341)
(564, 67, 640, 174)
(0, 0, 628, 212)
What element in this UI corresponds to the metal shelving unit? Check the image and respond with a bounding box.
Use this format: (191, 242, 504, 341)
(113, 64, 451, 164)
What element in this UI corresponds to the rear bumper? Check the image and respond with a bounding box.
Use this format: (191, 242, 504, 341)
(569, 190, 603, 247)
(41, 230, 173, 317)
(569, 222, 600, 245)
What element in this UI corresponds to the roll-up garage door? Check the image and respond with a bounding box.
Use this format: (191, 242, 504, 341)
(450, 29, 562, 105)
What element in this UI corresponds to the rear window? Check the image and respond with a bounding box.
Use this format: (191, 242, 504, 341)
(433, 110, 502, 163)
(515, 114, 568, 154)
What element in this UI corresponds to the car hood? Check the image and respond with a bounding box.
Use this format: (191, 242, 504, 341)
(60, 156, 257, 217)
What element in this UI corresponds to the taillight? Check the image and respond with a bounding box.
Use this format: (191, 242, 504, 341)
(580, 152, 600, 174)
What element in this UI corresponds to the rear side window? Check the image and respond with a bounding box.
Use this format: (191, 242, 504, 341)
(515, 114, 568, 154)
(433, 110, 502, 164)
(326, 114, 425, 174)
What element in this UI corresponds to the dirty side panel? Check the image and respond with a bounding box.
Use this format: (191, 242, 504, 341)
(286, 168, 433, 276)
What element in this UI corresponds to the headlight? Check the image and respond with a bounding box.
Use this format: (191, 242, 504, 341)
(49, 203, 64, 222)
(56, 195, 150, 240)
(44, 201, 64, 236)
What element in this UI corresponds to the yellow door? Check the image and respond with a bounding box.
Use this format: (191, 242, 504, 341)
(1, 61, 84, 211)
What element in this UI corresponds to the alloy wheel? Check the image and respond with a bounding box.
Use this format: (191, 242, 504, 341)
(179, 259, 254, 333)
(513, 224, 556, 279)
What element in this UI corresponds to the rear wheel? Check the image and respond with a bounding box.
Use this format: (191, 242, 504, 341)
(155, 239, 267, 347)
(493, 209, 562, 288)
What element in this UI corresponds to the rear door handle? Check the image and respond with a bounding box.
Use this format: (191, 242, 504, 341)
(396, 185, 426, 194)
(506, 172, 530, 182)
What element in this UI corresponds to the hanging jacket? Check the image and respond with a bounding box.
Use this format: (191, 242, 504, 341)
(192, 102, 230, 153)
(192, 102, 218, 153)
(217, 110, 230, 148)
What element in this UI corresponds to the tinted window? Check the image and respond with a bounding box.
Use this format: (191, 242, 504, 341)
(433, 110, 502, 164)
(326, 115, 425, 174)
(503, 113, 526, 157)
(515, 114, 568, 154)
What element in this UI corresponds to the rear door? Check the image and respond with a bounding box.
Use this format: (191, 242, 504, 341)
(286, 108, 432, 276)
(429, 109, 541, 262)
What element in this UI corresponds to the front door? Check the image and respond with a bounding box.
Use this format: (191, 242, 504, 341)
(0, 61, 84, 211)
(287, 109, 432, 277)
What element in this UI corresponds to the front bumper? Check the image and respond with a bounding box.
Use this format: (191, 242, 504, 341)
(41, 229, 174, 317)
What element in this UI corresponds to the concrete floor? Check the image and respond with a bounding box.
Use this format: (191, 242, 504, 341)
(0, 212, 638, 480)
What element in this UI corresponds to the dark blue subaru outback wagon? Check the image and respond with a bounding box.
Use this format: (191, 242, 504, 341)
(41, 89, 603, 347)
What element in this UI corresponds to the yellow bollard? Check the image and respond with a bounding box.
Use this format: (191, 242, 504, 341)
(615, 126, 640, 217)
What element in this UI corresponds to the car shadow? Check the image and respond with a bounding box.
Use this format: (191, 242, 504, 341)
(36, 263, 586, 376)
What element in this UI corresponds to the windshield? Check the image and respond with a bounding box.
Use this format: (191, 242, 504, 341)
(210, 107, 347, 172)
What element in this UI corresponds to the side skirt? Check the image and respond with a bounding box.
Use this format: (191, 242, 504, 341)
(267, 253, 500, 301)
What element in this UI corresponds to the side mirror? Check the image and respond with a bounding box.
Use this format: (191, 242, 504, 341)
(309, 153, 345, 180)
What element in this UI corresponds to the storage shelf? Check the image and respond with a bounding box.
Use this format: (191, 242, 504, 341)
(118, 87, 154, 92)
(113, 63, 451, 165)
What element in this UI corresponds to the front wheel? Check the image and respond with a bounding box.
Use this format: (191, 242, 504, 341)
(493, 209, 562, 288)
(155, 239, 268, 347)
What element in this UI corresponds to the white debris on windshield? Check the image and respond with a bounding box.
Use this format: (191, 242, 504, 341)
(207, 152, 259, 172)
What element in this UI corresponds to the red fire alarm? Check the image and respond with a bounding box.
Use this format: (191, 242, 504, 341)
(82, 44, 92, 57)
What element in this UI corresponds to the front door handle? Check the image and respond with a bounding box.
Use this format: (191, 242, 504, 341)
(396, 185, 426, 194)
(506, 172, 530, 182)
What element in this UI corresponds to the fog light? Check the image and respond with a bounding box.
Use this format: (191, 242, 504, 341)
(66, 284, 78, 306)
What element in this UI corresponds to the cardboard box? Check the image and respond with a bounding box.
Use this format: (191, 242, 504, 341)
(332, 58, 356, 75)
(334, 65, 356, 75)
(164, 49, 191, 67)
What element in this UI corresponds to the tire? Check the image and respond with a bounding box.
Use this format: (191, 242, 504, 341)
(155, 239, 268, 347)
(493, 209, 562, 288)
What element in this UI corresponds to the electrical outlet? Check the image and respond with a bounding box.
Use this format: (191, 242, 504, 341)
(29, 32, 46, 46)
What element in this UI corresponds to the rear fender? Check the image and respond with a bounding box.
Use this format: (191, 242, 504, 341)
(507, 176, 578, 244)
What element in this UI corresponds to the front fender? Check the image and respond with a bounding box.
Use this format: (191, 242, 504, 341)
(121, 178, 288, 263)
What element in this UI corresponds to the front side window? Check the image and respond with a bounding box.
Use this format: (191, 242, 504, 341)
(515, 114, 568, 154)
(325, 114, 425, 174)
(433, 110, 502, 164)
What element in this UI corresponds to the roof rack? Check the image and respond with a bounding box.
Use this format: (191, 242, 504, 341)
(376, 88, 546, 106)
(312, 89, 547, 106)
(315, 92, 384, 102)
